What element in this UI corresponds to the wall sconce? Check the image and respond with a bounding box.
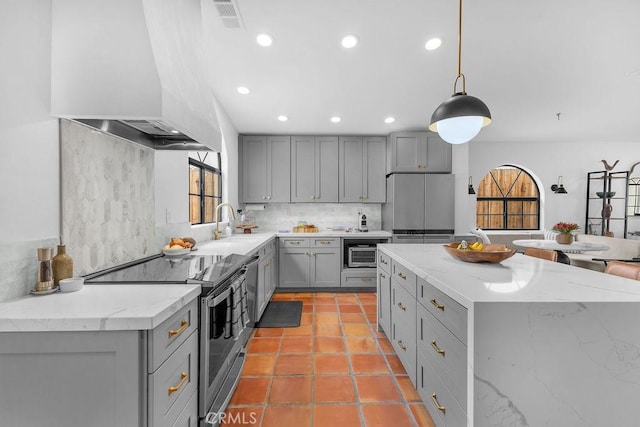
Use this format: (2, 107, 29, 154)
(551, 176, 568, 194)
(468, 176, 476, 195)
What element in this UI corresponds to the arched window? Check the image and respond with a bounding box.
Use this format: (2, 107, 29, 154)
(476, 166, 540, 230)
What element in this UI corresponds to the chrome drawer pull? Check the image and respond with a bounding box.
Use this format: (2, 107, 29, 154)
(430, 298, 445, 311)
(168, 372, 188, 396)
(431, 393, 446, 414)
(398, 272, 407, 280)
(431, 340, 445, 357)
(397, 302, 407, 311)
(397, 340, 406, 351)
(168, 319, 188, 338)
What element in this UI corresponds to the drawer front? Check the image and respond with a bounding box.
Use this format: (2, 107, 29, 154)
(418, 357, 467, 427)
(392, 319, 416, 386)
(417, 304, 467, 411)
(392, 280, 416, 329)
(341, 270, 376, 288)
(392, 260, 417, 297)
(171, 390, 198, 427)
(418, 278, 467, 345)
(280, 238, 309, 248)
(149, 331, 198, 427)
(149, 298, 198, 372)
(378, 251, 391, 274)
(311, 237, 339, 248)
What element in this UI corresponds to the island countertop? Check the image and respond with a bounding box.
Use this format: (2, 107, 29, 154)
(378, 243, 640, 306)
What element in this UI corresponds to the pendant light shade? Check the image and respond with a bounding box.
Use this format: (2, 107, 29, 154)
(429, 0, 491, 144)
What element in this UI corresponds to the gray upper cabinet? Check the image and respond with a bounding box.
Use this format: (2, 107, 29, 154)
(291, 136, 338, 203)
(339, 136, 386, 203)
(242, 135, 291, 203)
(387, 131, 451, 173)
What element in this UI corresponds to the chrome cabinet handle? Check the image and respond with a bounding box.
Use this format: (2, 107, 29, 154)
(397, 302, 407, 311)
(168, 372, 188, 396)
(397, 340, 406, 351)
(168, 319, 188, 338)
(431, 340, 445, 357)
(430, 298, 445, 311)
(398, 272, 407, 280)
(431, 393, 446, 414)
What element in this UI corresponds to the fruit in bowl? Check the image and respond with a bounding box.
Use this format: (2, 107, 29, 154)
(163, 237, 196, 251)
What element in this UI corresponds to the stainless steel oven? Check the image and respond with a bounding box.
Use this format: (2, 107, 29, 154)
(347, 244, 377, 267)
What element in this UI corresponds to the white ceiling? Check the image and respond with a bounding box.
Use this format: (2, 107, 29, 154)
(201, 0, 640, 143)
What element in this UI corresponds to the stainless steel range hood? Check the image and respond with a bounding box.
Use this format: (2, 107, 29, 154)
(73, 119, 211, 151)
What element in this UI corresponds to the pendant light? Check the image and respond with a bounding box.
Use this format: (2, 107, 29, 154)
(429, 0, 491, 144)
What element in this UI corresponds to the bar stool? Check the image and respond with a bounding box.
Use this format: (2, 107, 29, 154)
(524, 247, 558, 262)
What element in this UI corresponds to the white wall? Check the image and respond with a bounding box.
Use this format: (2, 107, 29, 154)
(469, 140, 640, 234)
(0, 0, 59, 242)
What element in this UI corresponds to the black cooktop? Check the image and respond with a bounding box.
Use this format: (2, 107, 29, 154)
(84, 253, 248, 287)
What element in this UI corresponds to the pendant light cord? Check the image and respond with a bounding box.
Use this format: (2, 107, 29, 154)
(454, 0, 466, 95)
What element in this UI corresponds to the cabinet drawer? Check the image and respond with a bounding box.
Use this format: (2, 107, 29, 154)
(392, 319, 417, 386)
(392, 260, 416, 297)
(418, 278, 467, 345)
(417, 304, 467, 411)
(149, 331, 198, 427)
(149, 298, 198, 372)
(280, 238, 309, 248)
(172, 389, 198, 427)
(378, 252, 391, 274)
(392, 281, 416, 329)
(341, 270, 376, 287)
(311, 237, 339, 247)
(258, 239, 277, 257)
(418, 358, 467, 427)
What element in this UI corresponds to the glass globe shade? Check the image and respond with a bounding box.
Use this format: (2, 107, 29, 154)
(435, 116, 484, 144)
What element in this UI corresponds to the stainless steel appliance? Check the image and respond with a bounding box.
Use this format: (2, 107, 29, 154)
(347, 244, 377, 267)
(84, 252, 257, 427)
(382, 173, 455, 243)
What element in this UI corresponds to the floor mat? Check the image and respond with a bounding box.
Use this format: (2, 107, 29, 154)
(256, 301, 303, 328)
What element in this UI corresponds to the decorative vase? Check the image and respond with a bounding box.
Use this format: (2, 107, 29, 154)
(52, 245, 73, 286)
(556, 233, 573, 245)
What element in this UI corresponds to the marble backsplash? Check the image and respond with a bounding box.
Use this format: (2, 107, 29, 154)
(245, 203, 382, 232)
(0, 237, 60, 302)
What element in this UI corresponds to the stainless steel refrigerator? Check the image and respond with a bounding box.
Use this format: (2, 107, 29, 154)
(382, 173, 455, 243)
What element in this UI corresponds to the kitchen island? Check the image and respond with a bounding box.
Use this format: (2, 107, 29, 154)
(378, 244, 640, 427)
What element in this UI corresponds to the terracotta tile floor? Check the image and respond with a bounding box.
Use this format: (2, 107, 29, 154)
(223, 292, 436, 427)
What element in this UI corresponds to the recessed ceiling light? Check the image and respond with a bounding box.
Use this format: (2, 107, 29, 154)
(425, 38, 442, 51)
(256, 33, 273, 47)
(384, 117, 396, 124)
(330, 116, 342, 123)
(341, 34, 359, 49)
(236, 86, 250, 95)
(278, 115, 288, 122)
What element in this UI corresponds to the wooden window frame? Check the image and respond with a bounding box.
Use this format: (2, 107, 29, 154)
(189, 155, 222, 225)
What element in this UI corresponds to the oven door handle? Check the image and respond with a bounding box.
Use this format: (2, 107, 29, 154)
(206, 286, 233, 307)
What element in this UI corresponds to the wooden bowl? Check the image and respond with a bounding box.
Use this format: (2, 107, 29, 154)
(443, 243, 516, 263)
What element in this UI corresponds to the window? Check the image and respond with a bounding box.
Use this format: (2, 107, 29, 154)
(476, 166, 540, 230)
(189, 154, 222, 225)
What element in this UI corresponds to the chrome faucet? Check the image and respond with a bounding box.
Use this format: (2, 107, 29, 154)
(214, 203, 236, 240)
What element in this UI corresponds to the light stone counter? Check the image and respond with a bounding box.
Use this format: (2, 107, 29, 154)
(379, 244, 640, 427)
(0, 284, 201, 332)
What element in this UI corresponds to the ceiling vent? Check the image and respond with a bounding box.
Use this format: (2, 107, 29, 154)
(212, 0, 245, 29)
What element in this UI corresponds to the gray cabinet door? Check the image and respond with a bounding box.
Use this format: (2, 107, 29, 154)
(279, 247, 310, 287)
(315, 136, 339, 202)
(388, 132, 424, 172)
(425, 174, 455, 231)
(242, 135, 268, 202)
(378, 268, 391, 334)
(310, 247, 340, 287)
(425, 133, 452, 173)
(291, 136, 316, 202)
(364, 136, 386, 202)
(257, 257, 267, 319)
(268, 136, 291, 202)
(338, 136, 365, 202)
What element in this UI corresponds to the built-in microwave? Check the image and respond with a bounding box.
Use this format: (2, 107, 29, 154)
(347, 244, 377, 268)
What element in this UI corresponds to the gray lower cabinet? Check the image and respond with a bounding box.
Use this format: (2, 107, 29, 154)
(241, 135, 291, 203)
(390, 278, 417, 385)
(278, 238, 340, 287)
(377, 251, 392, 334)
(291, 136, 338, 203)
(387, 131, 452, 173)
(256, 239, 277, 320)
(0, 298, 199, 427)
(338, 136, 386, 203)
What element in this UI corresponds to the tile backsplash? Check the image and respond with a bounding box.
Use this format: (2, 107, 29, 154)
(245, 203, 381, 232)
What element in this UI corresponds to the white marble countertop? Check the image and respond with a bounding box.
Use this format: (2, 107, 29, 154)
(379, 243, 640, 307)
(512, 239, 610, 253)
(0, 284, 201, 332)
